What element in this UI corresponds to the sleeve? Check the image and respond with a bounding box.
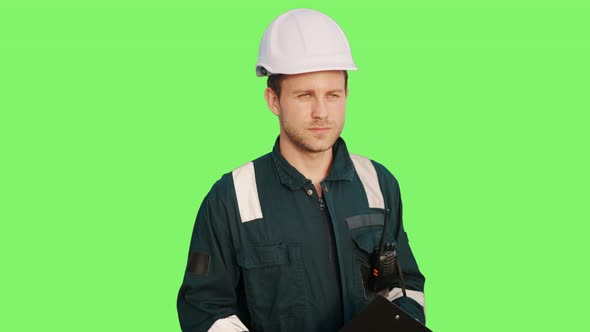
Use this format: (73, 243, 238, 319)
(177, 192, 249, 332)
(390, 222, 426, 323)
(386, 176, 427, 324)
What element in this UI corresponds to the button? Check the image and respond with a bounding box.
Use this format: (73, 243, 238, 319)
(395, 315, 400, 320)
(307, 189, 313, 196)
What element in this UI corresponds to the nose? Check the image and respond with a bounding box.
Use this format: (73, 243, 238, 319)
(311, 98, 328, 120)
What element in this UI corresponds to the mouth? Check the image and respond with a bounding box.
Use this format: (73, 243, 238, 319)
(308, 127, 331, 134)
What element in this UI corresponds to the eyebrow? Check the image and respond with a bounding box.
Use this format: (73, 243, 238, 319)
(291, 88, 345, 95)
(291, 89, 312, 95)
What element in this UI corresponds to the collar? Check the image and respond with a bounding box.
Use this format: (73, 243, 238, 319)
(270, 136, 356, 190)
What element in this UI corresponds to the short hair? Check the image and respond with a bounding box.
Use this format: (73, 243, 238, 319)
(267, 71, 349, 98)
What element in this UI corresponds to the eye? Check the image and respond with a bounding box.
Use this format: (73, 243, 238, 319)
(328, 93, 341, 99)
(298, 93, 311, 98)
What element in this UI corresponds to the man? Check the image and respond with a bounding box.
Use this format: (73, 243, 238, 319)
(178, 9, 426, 332)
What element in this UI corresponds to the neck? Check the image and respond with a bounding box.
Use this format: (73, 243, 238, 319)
(279, 138, 333, 187)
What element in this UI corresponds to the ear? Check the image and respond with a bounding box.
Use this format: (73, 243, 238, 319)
(264, 87, 281, 116)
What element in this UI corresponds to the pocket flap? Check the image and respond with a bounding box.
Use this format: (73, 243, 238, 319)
(346, 214, 385, 253)
(350, 232, 379, 253)
(237, 243, 301, 269)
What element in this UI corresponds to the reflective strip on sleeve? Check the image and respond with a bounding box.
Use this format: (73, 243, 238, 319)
(350, 154, 385, 209)
(208, 315, 249, 332)
(386, 287, 426, 309)
(232, 162, 263, 223)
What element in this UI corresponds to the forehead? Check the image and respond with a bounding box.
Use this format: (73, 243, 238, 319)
(281, 70, 346, 91)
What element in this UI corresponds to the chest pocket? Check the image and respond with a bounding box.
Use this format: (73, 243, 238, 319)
(236, 243, 306, 331)
(346, 213, 394, 300)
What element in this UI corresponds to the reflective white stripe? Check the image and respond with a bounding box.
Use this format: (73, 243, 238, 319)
(208, 315, 249, 332)
(350, 154, 385, 209)
(386, 287, 426, 309)
(232, 162, 263, 223)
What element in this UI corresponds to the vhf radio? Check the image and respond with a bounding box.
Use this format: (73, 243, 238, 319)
(368, 208, 407, 297)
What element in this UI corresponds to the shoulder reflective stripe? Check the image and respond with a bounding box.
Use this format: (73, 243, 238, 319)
(232, 162, 263, 223)
(350, 154, 385, 209)
(387, 287, 426, 309)
(208, 314, 249, 332)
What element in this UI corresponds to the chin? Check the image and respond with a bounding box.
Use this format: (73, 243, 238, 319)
(283, 127, 341, 154)
(303, 138, 338, 153)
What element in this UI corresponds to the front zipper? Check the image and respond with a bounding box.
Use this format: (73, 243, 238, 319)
(317, 187, 344, 322)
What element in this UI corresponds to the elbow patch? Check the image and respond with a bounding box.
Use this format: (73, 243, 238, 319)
(186, 252, 210, 276)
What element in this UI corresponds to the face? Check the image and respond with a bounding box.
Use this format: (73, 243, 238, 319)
(265, 70, 348, 154)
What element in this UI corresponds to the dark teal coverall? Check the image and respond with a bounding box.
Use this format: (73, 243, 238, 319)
(178, 137, 425, 331)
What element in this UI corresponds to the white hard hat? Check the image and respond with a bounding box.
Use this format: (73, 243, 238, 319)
(256, 8, 358, 77)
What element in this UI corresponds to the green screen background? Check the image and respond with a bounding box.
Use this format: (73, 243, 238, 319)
(1, 0, 589, 331)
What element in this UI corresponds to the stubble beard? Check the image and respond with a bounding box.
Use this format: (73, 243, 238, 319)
(280, 117, 344, 154)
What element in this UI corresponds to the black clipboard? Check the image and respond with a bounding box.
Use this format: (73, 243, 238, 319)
(339, 295, 432, 332)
